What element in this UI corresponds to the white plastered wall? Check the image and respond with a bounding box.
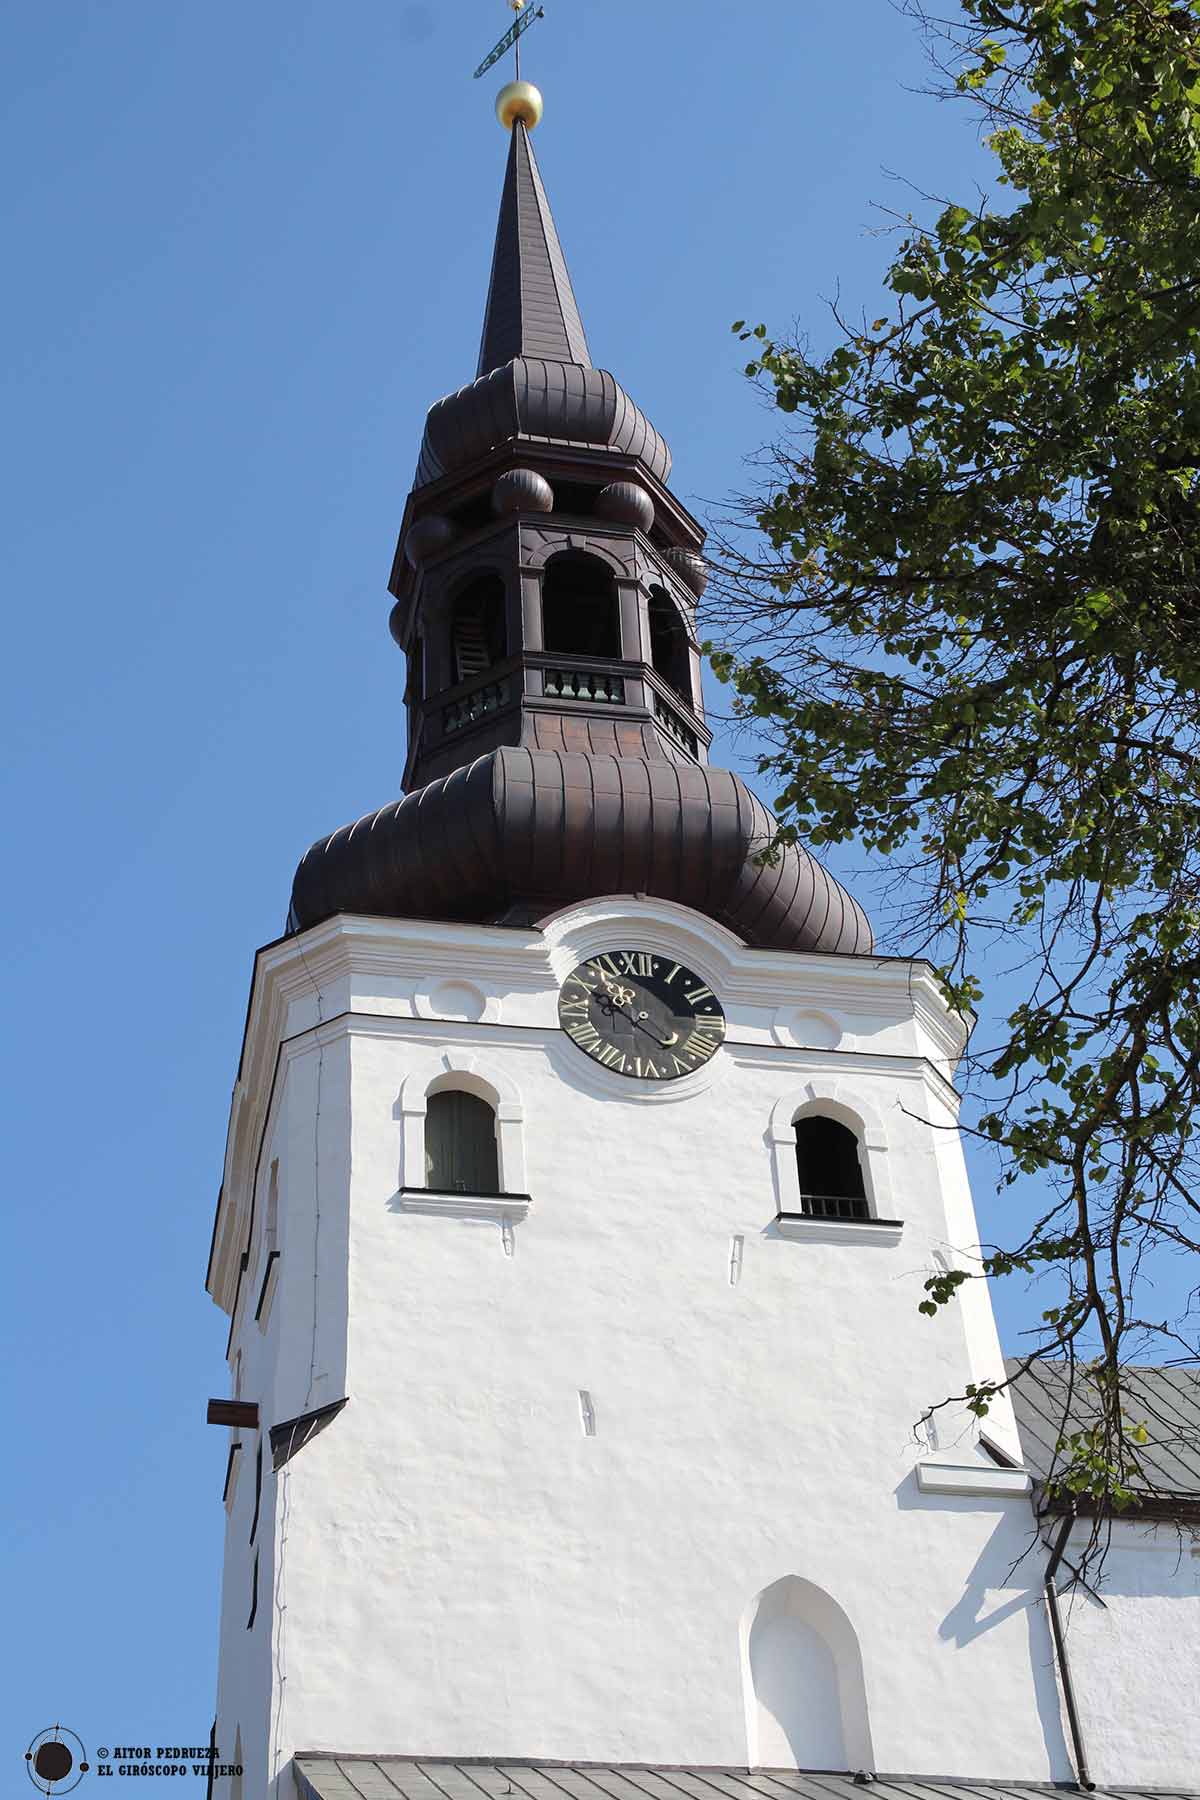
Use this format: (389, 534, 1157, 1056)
(210, 900, 1095, 1793)
(1052, 1517, 1200, 1787)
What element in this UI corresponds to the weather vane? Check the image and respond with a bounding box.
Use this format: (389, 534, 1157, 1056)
(473, 0, 547, 82)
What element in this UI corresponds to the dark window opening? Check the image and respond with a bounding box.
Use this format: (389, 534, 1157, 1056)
(794, 1116, 869, 1220)
(542, 552, 621, 660)
(405, 635, 424, 707)
(648, 586, 691, 701)
(246, 1554, 259, 1631)
(425, 1089, 500, 1195)
(451, 576, 507, 685)
(250, 1442, 262, 1543)
(551, 480, 599, 517)
(449, 491, 495, 534)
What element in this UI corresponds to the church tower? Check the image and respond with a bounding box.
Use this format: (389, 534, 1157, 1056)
(205, 78, 1073, 1800)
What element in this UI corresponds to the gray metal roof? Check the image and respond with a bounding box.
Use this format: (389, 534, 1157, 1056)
(478, 119, 591, 377)
(293, 1757, 1199, 1800)
(1007, 1359, 1200, 1501)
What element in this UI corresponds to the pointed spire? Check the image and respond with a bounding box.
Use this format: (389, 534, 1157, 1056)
(477, 120, 591, 378)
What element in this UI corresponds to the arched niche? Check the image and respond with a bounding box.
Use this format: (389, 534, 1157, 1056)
(741, 1575, 874, 1771)
(542, 550, 621, 659)
(647, 584, 691, 701)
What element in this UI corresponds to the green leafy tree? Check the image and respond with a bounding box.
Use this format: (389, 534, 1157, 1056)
(709, 0, 1200, 1530)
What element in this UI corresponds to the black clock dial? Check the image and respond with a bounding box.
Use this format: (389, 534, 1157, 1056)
(557, 949, 726, 1080)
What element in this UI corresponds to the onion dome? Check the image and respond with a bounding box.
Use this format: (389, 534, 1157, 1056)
(289, 748, 872, 955)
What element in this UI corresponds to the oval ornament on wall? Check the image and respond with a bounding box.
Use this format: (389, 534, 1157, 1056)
(773, 1008, 842, 1051)
(427, 979, 488, 1023)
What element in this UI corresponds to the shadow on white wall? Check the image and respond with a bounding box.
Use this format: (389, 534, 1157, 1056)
(741, 1575, 874, 1772)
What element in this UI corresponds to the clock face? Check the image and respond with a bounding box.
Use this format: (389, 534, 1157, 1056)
(557, 949, 726, 1081)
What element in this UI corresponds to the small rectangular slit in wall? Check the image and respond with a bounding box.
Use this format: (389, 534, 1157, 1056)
(501, 1218, 515, 1258)
(578, 1390, 597, 1437)
(729, 1235, 745, 1286)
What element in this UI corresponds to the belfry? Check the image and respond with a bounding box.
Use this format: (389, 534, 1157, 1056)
(203, 67, 1197, 1800)
(287, 90, 868, 959)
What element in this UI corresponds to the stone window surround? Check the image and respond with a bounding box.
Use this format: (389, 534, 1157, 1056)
(768, 1080, 902, 1245)
(397, 1053, 529, 1212)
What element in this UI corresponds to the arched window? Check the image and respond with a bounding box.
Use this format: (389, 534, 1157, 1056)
(542, 552, 621, 659)
(794, 1116, 868, 1220)
(450, 575, 506, 684)
(425, 1089, 500, 1195)
(648, 586, 691, 700)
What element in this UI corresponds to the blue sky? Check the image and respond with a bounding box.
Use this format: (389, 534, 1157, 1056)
(5, 0, 1169, 1782)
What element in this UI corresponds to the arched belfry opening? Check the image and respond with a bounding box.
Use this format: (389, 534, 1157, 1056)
(450, 574, 507, 685)
(795, 1115, 868, 1220)
(647, 585, 691, 702)
(742, 1576, 874, 1771)
(542, 551, 621, 660)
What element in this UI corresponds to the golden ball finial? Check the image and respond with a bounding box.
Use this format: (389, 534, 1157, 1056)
(496, 79, 543, 130)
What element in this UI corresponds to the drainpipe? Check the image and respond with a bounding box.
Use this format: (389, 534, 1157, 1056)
(1044, 1512, 1096, 1791)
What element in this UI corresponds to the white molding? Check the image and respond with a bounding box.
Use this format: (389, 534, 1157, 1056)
(916, 1461, 1032, 1497)
(395, 1190, 532, 1223)
(773, 1215, 904, 1247)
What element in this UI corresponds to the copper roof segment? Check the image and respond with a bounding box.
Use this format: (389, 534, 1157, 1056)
(477, 119, 591, 377)
(288, 747, 873, 955)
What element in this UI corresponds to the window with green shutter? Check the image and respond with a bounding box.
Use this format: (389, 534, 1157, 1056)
(425, 1089, 500, 1195)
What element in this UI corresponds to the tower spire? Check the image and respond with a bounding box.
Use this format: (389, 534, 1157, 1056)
(476, 112, 591, 378)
